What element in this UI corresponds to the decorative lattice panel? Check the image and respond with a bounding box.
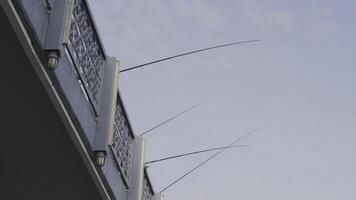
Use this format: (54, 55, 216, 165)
(67, 0, 105, 112)
(112, 98, 134, 180)
(142, 172, 154, 200)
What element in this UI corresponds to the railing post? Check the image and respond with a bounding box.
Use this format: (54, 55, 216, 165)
(154, 193, 165, 200)
(94, 57, 119, 166)
(128, 136, 146, 200)
(44, 0, 73, 70)
(44, 0, 67, 51)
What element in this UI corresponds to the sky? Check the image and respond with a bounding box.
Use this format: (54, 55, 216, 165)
(88, 1, 356, 199)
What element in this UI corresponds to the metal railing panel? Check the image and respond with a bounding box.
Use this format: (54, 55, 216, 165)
(111, 95, 135, 186)
(142, 170, 155, 200)
(66, 0, 105, 114)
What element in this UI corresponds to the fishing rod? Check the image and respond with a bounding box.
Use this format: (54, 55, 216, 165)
(139, 99, 210, 136)
(160, 128, 258, 193)
(120, 39, 260, 73)
(145, 144, 254, 165)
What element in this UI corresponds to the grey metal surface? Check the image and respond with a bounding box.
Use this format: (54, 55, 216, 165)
(102, 150, 129, 200)
(44, 0, 67, 51)
(66, 0, 106, 114)
(153, 193, 164, 200)
(18, 0, 49, 46)
(55, 48, 98, 147)
(94, 57, 119, 152)
(128, 137, 145, 200)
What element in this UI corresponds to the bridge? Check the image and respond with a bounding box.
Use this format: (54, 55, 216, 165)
(0, 1, 162, 200)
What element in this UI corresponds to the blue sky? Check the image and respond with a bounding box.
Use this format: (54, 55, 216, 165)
(89, 1, 356, 199)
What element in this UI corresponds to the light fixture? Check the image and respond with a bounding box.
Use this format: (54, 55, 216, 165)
(95, 151, 106, 167)
(47, 51, 59, 70)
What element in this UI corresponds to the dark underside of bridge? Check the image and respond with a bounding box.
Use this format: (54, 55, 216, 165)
(0, 6, 102, 200)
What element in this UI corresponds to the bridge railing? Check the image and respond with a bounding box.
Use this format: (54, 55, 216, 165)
(111, 93, 135, 187)
(65, 0, 106, 115)
(12, 0, 159, 199)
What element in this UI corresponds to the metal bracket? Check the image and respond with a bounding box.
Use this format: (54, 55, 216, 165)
(44, 1, 73, 70)
(93, 57, 120, 153)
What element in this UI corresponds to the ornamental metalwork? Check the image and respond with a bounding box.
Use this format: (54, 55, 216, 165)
(67, 0, 105, 112)
(142, 172, 154, 200)
(112, 98, 134, 181)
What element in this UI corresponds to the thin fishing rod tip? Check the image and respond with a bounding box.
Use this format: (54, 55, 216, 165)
(139, 99, 210, 137)
(120, 39, 261, 73)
